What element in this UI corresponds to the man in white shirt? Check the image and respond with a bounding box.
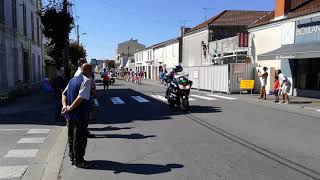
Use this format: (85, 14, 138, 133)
(74, 58, 87, 77)
(278, 70, 291, 104)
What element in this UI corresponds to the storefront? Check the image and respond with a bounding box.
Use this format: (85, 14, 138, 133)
(258, 16, 320, 98)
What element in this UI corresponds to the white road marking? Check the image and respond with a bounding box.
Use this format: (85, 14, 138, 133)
(207, 94, 237, 100)
(317, 110, 320, 112)
(131, 96, 150, 103)
(0, 129, 29, 131)
(189, 98, 195, 101)
(18, 137, 45, 144)
(94, 98, 99, 107)
(110, 97, 125, 104)
(190, 95, 218, 101)
(151, 95, 167, 102)
(0, 166, 28, 179)
(5, 149, 39, 158)
(27, 129, 50, 134)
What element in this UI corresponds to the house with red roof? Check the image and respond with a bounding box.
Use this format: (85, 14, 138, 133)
(182, 10, 270, 66)
(248, 0, 320, 98)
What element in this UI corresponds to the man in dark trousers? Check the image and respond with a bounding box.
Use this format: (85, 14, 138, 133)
(62, 63, 92, 168)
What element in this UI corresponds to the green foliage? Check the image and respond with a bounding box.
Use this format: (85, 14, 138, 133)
(69, 42, 87, 67)
(41, 0, 74, 69)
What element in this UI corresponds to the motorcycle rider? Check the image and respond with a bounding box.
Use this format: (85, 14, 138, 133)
(165, 65, 183, 105)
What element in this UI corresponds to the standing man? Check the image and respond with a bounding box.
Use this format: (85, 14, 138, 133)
(258, 67, 268, 100)
(62, 63, 93, 168)
(74, 58, 87, 77)
(74, 58, 93, 138)
(278, 70, 291, 104)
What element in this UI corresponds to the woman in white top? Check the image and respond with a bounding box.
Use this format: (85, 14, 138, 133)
(258, 67, 268, 100)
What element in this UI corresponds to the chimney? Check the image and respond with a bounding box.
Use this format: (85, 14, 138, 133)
(275, 0, 291, 18)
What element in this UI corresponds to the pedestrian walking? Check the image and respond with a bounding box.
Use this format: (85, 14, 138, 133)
(278, 70, 291, 104)
(273, 76, 280, 103)
(102, 68, 110, 90)
(61, 63, 93, 168)
(258, 67, 268, 100)
(159, 69, 164, 84)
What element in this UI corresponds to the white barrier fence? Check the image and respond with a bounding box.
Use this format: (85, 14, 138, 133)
(183, 63, 256, 94)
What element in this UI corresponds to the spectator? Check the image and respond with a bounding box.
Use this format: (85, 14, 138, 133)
(74, 58, 87, 77)
(273, 76, 280, 103)
(278, 70, 291, 104)
(258, 67, 268, 100)
(61, 63, 93, 168)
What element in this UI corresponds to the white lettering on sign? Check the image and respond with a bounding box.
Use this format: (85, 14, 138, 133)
(296, 25, 320, 36)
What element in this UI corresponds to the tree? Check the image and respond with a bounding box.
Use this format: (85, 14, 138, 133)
(41, 0, 74, 70)
(69, 42, 87, 67)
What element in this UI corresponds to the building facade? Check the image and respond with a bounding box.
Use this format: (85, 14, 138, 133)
(249, 0, 320, 98)
(182, 10, 270, 67)
(0, 0, 43, 91)
(116, 38, 145, 70)
(134, 38, 180, 80)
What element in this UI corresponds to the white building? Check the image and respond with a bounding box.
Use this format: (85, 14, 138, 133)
(248, 0, 320, 98)
(134, 38, 180, 80)
(0, 0, 43, 91)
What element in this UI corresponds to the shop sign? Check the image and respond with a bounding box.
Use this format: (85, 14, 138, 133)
(296, 17, 320, 44)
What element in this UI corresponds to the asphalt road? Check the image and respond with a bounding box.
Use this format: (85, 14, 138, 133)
(59, 80, 320, 180)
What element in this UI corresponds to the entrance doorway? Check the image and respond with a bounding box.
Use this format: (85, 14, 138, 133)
(23, 51, 30, 83)
(291, 58, 320, 98)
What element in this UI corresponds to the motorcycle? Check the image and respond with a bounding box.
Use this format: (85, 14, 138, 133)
(165, 74, 192, 111)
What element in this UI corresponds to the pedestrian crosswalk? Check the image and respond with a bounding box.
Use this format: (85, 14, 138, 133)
(103, 94, 236, 105)
(0, 128, 51, 179)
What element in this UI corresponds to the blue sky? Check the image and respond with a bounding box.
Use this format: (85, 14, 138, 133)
(69, 0, 274, 60)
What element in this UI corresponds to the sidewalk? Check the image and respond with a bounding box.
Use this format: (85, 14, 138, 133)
(0, 92, 55, 115)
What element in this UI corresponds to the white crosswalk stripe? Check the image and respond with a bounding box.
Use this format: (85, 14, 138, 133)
(5, 149, 39, 158)
(131, 96, 150, 103)
(0, 166, 28, 179)
(151, 95, 167, 102)
(18, 137, 45, 144)
(27, 129, 50, 134)
(190, 95, 218, 100)
(110, 97, 125, 104)
(207, 94, 237, 100)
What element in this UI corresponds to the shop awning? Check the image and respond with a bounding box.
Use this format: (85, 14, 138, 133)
(258, 43, 320, 60)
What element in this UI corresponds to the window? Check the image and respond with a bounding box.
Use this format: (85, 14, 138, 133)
(31, 12, 35, 41)
(0, 0, 4, 22)
(23, 3, 27, 36)
(12, 0, 17, 29)
(36, 18, 40, 43)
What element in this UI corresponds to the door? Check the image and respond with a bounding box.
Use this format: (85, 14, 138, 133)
(23, 51, 30, 83)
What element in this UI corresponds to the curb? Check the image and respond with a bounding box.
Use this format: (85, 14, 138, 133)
(41, 127, 68, 180)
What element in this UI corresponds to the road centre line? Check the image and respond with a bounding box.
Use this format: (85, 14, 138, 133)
(190, 95, 218, 100)
(207, 94, 237, 100)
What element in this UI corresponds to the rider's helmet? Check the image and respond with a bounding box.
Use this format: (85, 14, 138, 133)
(173, 65, 183, 73)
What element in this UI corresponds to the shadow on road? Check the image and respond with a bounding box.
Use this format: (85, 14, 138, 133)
(86, 160, 184, 175)
(88, 126, 133, 131)
(92, 133, 156, 139)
